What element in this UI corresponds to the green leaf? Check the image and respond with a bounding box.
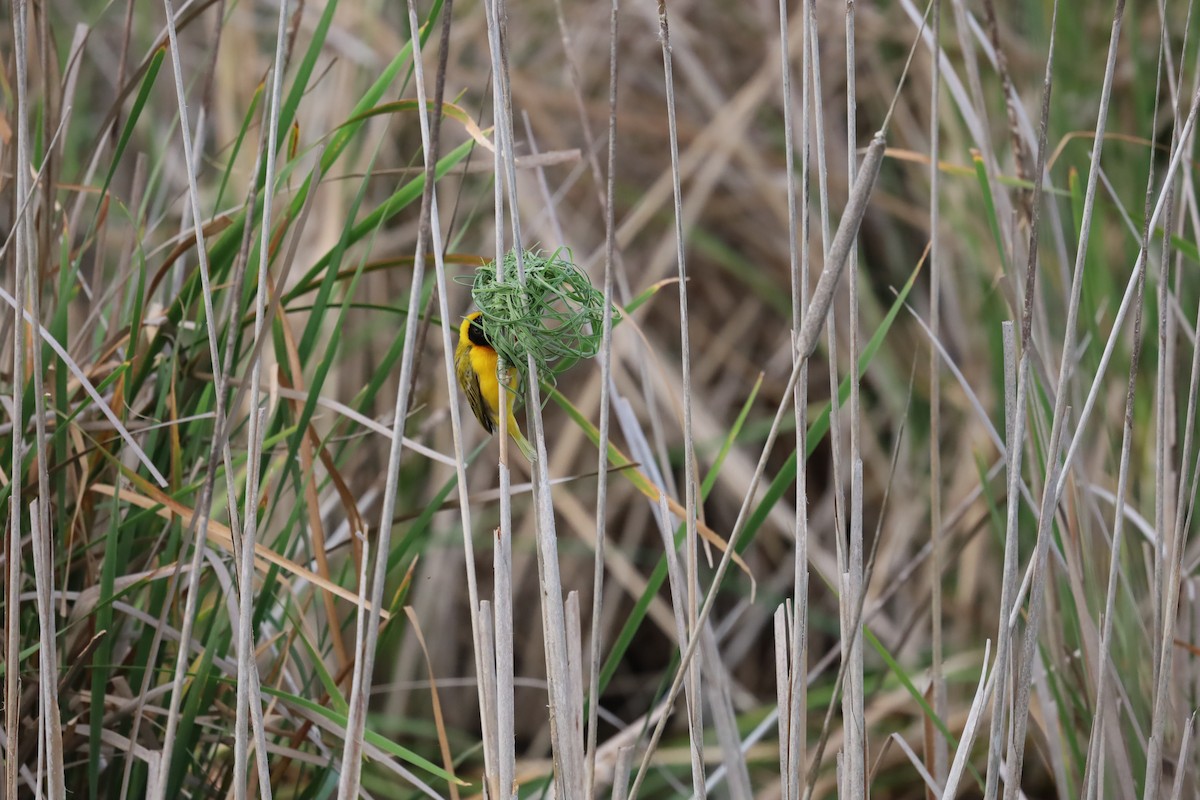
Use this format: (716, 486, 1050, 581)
(740, 253, 926, 557)
(257, 686, 466, 785)
(595, 375, 763, 693)
(973, 153, 1009, 273)
(101, 48, 165, 199)
(866, 628, 985, 792)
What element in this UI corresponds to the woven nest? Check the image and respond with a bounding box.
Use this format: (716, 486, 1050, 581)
(463, 247, 615, 390)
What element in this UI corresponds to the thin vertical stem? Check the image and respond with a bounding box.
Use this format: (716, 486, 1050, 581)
(927, 0, 948, 786)
(484, 0, 581, 792)
(803, 9, 853, 788)
(776, 602, 793, 782)
(1168, 713, 1196, 800)
(1003, 3, 1125, 797)
(486, 0, 513, 794)
(6, 2, 31, 793)
(806, 0, 846, 576)
(31, 505, 66, 796)
(584, 2, 621, 797)
(1083, 19, 1164, 796)
(1147, 191, 1200, 800)
(984, 321, 1024, 800)
(844, 1, 867, 795)
(147, 0, 247, 791)
(779, 0, 810, 795)
(234, 0, 289, 795)
(336, 3, 446, 792)
(613, 746, 635, 800)
(654, 2, 706, 796)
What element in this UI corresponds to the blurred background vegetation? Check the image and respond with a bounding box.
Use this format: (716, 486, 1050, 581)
(2, 0, 1198, 797)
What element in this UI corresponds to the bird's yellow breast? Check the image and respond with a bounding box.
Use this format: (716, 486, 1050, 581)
(456, 312, 522, 439)
(469, 342, 503, 417)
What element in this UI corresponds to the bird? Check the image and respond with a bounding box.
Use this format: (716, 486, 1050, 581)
(455, 311, 536, 462)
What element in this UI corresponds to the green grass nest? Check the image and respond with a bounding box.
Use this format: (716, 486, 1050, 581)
(464, 247, 616, 389)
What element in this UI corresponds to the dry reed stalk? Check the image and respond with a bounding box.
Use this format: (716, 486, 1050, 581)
(927, 0, 948, 786)
(1002, 3, 1125, 796)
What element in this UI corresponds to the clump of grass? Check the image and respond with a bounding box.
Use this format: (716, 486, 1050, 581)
(464, 247, 616, 387)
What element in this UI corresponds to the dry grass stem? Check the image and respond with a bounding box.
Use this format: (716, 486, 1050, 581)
(9, 0, 1200, 796)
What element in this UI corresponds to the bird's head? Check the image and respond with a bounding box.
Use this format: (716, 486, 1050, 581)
(465, 311, 493, 349)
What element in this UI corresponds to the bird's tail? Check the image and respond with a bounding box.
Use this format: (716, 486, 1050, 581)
(509, 420, 537, 463)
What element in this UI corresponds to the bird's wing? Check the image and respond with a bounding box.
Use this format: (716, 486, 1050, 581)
(456, 346, 495, 434)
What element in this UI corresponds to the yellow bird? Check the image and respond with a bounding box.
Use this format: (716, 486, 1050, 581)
(455, 311, 536, 461)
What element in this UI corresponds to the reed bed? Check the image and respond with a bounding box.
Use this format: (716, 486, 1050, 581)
(2, 0, 1198, 797)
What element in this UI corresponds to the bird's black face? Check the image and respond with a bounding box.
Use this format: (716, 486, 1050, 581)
(468, 316, 492, 348)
